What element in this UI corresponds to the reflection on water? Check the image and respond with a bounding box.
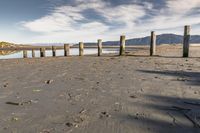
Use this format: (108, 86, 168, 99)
(0, 48, 118, 59)
(0, 50, 20, 56)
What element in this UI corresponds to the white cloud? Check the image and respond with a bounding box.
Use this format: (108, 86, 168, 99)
(166, 0, 200, 14)
(18, 0, 200, 43)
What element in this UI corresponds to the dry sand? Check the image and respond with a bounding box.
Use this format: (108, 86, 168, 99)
(0, 45, 200, 133)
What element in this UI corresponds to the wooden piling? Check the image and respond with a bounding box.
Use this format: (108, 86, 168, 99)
(64, 44, 70, 56)
(40, 48, 46, 57)
(52, 46, 56, 57)
(79, 42, 84, 56)
(23, 50, 27, 58)
(119, 35, 126, 56)
(183, 25, 191, 57)
(97, 39, 102, 56)
(150, 31, 156, 56)
(32, 49, 35, 58)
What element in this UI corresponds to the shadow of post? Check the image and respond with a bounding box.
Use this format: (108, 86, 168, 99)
(137, 70, 200, 86)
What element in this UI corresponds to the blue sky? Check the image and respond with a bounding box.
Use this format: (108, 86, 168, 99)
(0, 0, 200, 43)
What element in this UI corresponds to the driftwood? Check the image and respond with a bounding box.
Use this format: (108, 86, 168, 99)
(6, 100, 38, 106)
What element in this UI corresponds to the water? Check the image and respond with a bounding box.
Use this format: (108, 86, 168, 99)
(0, 48, 118, 59)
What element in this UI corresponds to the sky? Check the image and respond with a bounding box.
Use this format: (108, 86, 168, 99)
(0, 0, 200, 44)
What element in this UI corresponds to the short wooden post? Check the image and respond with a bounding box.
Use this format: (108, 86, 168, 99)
(32, 49, 35, 58)
(64, 44, 70, 56)
(79, 42, 84, 56)
(52, 46, 56, 57)
(150, 31, 156, 56)
(119, 35, 126, 56)
(40, 48, 46, 57)
(97, 39, 102, 56)
(23, 50, 27, 58)
(183, 25, 191, 57)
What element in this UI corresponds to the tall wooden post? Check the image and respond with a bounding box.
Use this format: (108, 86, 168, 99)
(119, 35, 126, 56)
(40, 48, 46, 57)
(79, 42, 84, 56)
(150, 31, 156, 56)
(97, 39, 102, 56)
(32, 49, 35, 58)
(64, 44, 70, 56)
(183, 25, 191, 57)
(52, 46, 56, 57)
(23, 50, 27, 58)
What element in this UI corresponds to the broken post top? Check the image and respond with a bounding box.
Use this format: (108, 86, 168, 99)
(184, 25, 191, 35)
(64, 44, 70, 46)
(120, 35, 126, 45)
(98, 39, 102, 43)
(120, 35, 126, 40)
(151, 31, 155, 34)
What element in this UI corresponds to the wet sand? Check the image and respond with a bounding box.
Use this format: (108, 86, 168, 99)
(0, 45, 200, 133)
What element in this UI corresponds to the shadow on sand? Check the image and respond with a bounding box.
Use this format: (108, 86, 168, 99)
(116, 94, 200, 133)
(137, 70, 200, 86)
(113, 69, 200, 133)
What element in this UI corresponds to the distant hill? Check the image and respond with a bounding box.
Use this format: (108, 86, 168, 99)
(0, 42, 20, 55)
(83, 34, 200, 46)
(0, 42, 17, 48)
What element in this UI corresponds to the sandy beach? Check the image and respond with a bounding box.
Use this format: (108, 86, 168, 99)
(0, 45, 200, 133)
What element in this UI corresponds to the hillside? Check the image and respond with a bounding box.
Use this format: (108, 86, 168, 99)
(0, 42, 17, 48)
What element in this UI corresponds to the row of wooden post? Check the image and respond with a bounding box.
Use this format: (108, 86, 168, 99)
(23, 25, 191, 58)
(23, 36, 126, 58)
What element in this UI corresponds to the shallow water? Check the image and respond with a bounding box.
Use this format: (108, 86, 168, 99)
(0, 48, 118, 59)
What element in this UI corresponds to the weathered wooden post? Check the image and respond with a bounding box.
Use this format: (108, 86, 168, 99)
(23, 50, 27, 58)
(150, 31, 156, 56)
(32, 49, 35, 58)
(97, 39, 102, 56)
(119, 35, 126, 56)
(52, 46, 56, 57)
(40, 48, 46, 57)
(64, 44, 70, 56)
(79, 42, 84, 56)
(183, 25, 191, 57)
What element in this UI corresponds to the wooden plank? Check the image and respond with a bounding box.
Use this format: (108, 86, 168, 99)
(23, 50, 27, 58)
(40, 48, 46, 57)
(97, 39, 102, 56)
(52, 46, 56, 57)
(32, 49, 35, 58)
(64, 44, 70, 56)
(119, 35, 126, 56)
(183, 25, 191, 57)
(79, 42, 84, 56)
(150, 31, 156, 56)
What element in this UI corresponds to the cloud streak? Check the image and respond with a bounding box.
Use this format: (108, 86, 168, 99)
(21, 0, 200, 43)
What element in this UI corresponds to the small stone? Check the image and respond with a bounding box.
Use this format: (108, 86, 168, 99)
(3, 83, 8, 87)
(65, 122, 73, 127)
(130, 95, 137, 99)
(45, 80, 54, 84)
(11, 117, 19, 121)
(99, 111, 111, 118)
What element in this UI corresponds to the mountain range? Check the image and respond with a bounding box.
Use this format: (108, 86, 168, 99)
(84, 34, 200, 46)
(1, 34, 200, 47)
